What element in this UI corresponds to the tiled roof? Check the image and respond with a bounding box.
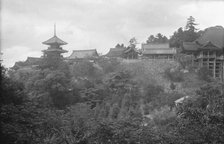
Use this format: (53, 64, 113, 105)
(199, 41, 221, 50)
(142, 43, 170, 49)
(182, 26, 224, 52)
(124, 47, 138, 53)
(105, 48, 125, 57)
(142, 48, 176, 55)
(67, 49, 98, 59)
(42, 36, 67, 45)
(197, 26, 224, 49)
(141, 43, 176, 55)
(26, 57, 41, 64)
(42, 48, 68, 53)
(182, 42, 200, 51)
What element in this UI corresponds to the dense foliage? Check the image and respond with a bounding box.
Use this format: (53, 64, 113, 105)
(146, 33, 168, 44)
(2, 58, 224, 144)
(169, 16, 201, 48)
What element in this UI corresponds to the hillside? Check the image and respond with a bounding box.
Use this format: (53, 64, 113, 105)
(120, 59, 203, 95)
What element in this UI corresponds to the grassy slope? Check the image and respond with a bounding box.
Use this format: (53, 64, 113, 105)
(120, 59, 204, 95)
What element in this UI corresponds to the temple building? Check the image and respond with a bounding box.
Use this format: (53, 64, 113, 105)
(105, 45, 138, 59)
(67, 49, 99, 62)
(182, 26, 224, 81)
(42, 25, 68, 60)
(106, 47, 126, 58)
(141, 43, 176, 59)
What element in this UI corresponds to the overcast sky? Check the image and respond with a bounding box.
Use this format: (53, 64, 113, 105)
(1, 0, 224, 67)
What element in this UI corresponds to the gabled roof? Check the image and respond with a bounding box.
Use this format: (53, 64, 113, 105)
(25, 57, 41, 64)
(67, 49, 98, 59)
(42, 35, 67, 45)
(199, 41, 221, 51)
(196, 26, 224, 49)
(141, 43, 176, 55)
(124, 47, 138, 53)
(142, 48, 176, 55)
(182, 26, 224, 53)
(182, 42, 200, 51)
(142, 43, 170, 49)
(105, 47, 126, 57)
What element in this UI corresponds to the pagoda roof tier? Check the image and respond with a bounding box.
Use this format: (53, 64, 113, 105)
(42, 35, 68, 45)
(42, 48, 68, 53)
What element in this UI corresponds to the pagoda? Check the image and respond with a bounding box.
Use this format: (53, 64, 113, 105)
(42, 25, 68, 59)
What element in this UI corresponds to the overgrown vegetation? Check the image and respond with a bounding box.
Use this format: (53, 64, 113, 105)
(164, 68, 184, 82)
(2, 54, 223, 144)
(197, 66, 213, 82)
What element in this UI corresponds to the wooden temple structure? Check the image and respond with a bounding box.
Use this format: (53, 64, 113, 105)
(67, 49, 99, 62)
(105, 44, 138, 59)
(141, 43, 176, 59)
(182, 26, 224, 81)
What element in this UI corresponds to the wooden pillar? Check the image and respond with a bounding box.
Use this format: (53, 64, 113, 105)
(222, 61, 224, 82)
(213, 59, 216, 78)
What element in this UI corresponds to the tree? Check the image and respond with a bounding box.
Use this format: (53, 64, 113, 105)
(156, 33, 163, 42)
(129, 37, 137, 48)
(173, 84, 224, 143)
(146, 35, 155, 44)
(185, 16, 198, 32)
(169, 27, 184, 48)
(115, 43, 121, 48)
(170, 16, 200, 47)
(184, 16, 199, 42)
(146, 33, 168, 44)
(115, 43, 125, 48)
(0, 65, 27, 106)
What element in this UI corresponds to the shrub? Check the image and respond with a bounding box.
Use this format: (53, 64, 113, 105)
(71, 60, 96, 78)
(173, 84, 224, 143)
(0, 65, 26, 105)
(97, 58, 121, 73)
(170, 82, 176, 90)
(197, 66, 213, 82)
(176, 53, 194, 69)
(164, 68, 184, 82)
(144, 84, 164, 103)
(152, 106, 176, 126)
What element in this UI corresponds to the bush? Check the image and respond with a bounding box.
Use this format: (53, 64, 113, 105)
(197, 66, 213, 82)
(176, 53, 194, 69)
(0, 65, 26, 106)
(71, 60, 96, 78)
(173, 84, 224, 143)
(164, 68, 184, 82)
(152, 106, 176, 126)
(97, 58, 121, 73)
(144, 84, 164, 103)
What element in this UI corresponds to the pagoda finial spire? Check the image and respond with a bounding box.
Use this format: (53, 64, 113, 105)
(54, 23, 56, 36)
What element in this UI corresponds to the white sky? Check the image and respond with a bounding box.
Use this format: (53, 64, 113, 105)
(1, 0, 224, 67)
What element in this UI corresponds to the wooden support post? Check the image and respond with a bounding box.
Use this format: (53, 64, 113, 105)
(214, 60, 216, 78)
